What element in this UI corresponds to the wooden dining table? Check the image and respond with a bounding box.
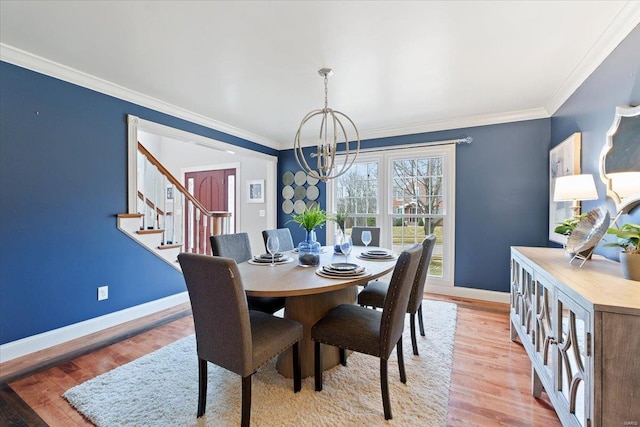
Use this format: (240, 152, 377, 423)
(237, 246, 397, 378)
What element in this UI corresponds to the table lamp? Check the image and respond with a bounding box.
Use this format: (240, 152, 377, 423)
(553, 174, 598, 215)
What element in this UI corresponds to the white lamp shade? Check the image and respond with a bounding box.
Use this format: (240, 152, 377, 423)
(608, 172, 640, 198)
(553, 174, 598, 202)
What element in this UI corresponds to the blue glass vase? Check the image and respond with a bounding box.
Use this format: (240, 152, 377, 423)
(298, 229, 321, 267)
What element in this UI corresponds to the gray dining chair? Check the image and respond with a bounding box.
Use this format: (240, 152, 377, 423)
(262, 228, 295, 252)
(351, 226, 381, 247)
(311, 243, 423, 420)
(210, 233, 286, 314)
(177, 253, 302, 427)
(357, 235, 436, 356)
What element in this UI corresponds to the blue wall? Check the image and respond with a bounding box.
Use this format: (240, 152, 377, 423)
(550, 24, 640, 260)
(278, 119, 550, 292)
(0, 62, 276, 345)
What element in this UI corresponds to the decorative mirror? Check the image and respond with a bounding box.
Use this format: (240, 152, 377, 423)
(599, 105, 640, 214)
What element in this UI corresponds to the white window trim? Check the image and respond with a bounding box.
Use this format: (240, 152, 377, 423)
(326, 144, 455, 286)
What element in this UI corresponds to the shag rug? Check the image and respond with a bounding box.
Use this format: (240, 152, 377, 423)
(63, 300, 457, 426)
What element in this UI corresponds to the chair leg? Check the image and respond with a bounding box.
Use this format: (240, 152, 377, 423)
(292, 341, 301, 392)
(314, 341, 323, 391)
(418, 304, 425, 336)
(410, 313, 419, 356)
(380, 359, 392, 420)
(397, 337, 406, 384)
(197, 358, 207, 417)
(339, 348, 347, 366)
(241, 375, 251, 427)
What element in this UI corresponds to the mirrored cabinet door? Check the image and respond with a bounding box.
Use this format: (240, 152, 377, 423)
(534, 275, 555, 381)
(555, 291, 591, 427)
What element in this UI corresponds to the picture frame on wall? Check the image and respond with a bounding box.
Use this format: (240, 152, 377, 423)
(549, 132, 581, 244)
(247, 179, 265, 204)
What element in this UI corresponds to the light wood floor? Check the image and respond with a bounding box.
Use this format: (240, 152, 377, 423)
(5, 294, 561, 426)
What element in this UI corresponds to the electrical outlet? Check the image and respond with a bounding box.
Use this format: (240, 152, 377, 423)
(98, 286, 109, 301)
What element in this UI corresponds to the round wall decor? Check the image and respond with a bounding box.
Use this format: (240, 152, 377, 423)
(293, 200, 306, 214)
(294, 185, 307, 200)
(306, 185, 319, 200)
(282, 199, 294, 214)
(282, 171, 295, 186)
(294, 170, 307, 186)
(282, 185, 294, 200)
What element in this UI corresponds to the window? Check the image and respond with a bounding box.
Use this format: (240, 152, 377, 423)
(327, 144, 455, 286)
(334, 160, 379, 228)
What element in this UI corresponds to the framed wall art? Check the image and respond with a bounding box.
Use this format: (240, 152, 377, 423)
(549, 132, 581, 244)
(247, 179, 265, 204)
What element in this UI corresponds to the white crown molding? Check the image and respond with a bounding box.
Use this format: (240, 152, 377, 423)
(545, 2, 640, 115)
(296, 107, 550, 148)
(0, 43, 283, 151)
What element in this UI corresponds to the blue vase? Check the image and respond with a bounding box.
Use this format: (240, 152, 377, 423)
(298, 229, 321, 267)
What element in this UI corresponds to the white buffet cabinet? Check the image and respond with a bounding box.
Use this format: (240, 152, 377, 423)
(510, 247, 640, 427)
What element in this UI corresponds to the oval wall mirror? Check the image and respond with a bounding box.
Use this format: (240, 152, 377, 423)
(599, 104, 640, 213)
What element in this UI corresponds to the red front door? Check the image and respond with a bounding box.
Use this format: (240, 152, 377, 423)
(185, 168, 235, 254)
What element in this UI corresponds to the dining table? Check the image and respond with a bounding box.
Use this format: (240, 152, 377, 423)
(237, 245, 398, 378)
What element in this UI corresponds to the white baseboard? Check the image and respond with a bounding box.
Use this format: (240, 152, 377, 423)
(0, 292, 189, 363)
(424, 283, 510, 304)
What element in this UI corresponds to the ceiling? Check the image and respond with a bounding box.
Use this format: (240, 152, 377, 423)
(1, 1, 639, 150)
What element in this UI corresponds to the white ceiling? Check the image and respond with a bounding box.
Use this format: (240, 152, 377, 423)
(1, 1, 639, 150)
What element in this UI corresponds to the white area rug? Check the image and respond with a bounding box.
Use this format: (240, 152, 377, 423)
(63, 300, 457, 426)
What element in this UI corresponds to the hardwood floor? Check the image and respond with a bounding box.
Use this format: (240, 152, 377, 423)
(3, 295, 561, 426)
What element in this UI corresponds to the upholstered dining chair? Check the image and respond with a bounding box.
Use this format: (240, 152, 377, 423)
(350, 226, 381, 247)
(177, 253, 302, 427)
(210, 233, 286, 314)
(262, 228, 295, 252)
(357, 235, 436, 356)
(311, 243, 423, 420)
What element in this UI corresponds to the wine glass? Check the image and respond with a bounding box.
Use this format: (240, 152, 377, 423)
(340, 235, 352, 263)
(266, 236, 280, 267)
(361, 230, 372, 248)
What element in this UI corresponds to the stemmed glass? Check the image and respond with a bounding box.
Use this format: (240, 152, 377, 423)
(361, 230, 372, 248)
(340, 235, 353, 263)
(266, 236, 280, 267)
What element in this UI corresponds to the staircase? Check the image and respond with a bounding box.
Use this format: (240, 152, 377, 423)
(117, 142, 231, 270)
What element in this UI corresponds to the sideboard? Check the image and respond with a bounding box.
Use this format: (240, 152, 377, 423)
(510, 246, 640, 427)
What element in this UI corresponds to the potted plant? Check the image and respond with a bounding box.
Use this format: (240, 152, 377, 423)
(288, 206, 327, 267)
(604, 223, 640, 281)
(330, 210, 348, 253)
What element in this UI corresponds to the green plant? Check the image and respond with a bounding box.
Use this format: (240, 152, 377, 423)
(604, 223, 640, 254)
(288, 205, 328, 232)
(554, 213, 587, 236)
(330, 211, 348, 232)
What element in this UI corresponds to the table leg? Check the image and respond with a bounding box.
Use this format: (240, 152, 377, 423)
(276, 286, 357, 378)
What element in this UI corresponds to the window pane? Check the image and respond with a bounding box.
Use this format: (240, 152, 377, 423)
(335, 161, 378, 216)
(391, 215, 444, 277)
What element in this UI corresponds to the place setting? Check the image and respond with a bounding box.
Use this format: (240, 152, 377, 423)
(315, 262, 371, 279)
(357, 248, 397, 261)
(248, 253, 294, 266)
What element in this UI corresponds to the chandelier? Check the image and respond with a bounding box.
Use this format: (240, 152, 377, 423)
(294, 68, 360, 182)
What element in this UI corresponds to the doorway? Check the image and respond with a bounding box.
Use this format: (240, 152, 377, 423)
(185, 168, 236, 254)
